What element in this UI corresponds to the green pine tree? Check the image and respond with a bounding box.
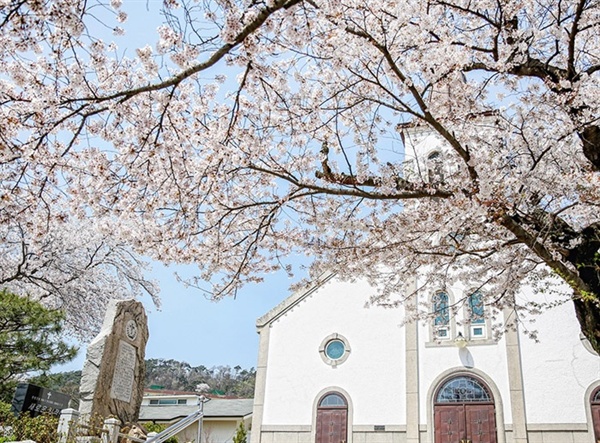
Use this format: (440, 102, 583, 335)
(0, 290, 77, 402)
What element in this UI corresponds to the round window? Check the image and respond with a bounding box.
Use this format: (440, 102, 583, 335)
(319, 333, 350, 367)
(325, 339, 345, 360)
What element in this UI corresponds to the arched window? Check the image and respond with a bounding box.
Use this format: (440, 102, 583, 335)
(593, 387, 600, 403)
(468, 291, 485, 324)
(319, 393, 347, 407)
(432, 291, 450, 340)
(467, 291, 487, 339)
(435, 376, 492, 404)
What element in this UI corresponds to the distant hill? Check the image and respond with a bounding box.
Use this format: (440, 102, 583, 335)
(144, 359, 256, 398)
(28, 359, 256, 400)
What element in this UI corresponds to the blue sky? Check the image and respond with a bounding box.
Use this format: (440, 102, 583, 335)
(57, 263, 294, 372)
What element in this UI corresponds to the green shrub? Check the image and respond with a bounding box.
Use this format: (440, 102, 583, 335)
(7, 411, 59, 443)
(142, 422, 179, 443)
(0, 401, 12, 426)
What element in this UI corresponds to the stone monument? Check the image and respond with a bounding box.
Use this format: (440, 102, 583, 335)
(79, 299, 149, 424)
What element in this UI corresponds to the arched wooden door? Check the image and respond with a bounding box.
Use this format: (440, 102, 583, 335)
(592, 386, 600, 442)
(434, 375, 497, 443)
(316, 393, 348, 443)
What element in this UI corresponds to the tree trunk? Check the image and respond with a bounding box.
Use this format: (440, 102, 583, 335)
(579, 125, 600, 171)
(572, 296, 600, 355)
(568, 224, 600, 354)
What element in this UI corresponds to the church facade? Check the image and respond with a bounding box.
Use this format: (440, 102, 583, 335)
(249, 271, 600, 443)
(249, 128, 600, 443)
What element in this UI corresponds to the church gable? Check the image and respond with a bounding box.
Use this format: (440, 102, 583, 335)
(256, 273, 409, 426)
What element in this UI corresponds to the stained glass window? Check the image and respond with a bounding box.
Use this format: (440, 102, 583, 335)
(325, 340, 345, 360)
(468, 291, 485, 324)
(593, 387, 600, 403)
(319, 393, 347, 407)
(432, 291, 450, 326)
(436, 376, 492, 403)
(320, 334, 351, 366)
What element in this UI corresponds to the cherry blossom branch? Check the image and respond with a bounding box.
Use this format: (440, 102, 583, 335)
(69, 0, 304, 105)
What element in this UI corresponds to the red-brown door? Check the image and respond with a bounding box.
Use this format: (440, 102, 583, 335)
(434, 404, 465, 443)
(592, 404, 600, 442)
(316, 408, 347, 443)
(434, 404, 496, 443)
(465, 404, 496, 443)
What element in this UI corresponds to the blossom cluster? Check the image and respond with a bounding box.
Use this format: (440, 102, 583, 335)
(1, 0, 599, 339)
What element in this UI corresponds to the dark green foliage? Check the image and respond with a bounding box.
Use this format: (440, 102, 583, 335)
(0, 401, 58, 443)
(0, 290, 77, 402)
(10, 413, 59, 443)
(0, 401, 12, 425)
(232, 421, 248, 443)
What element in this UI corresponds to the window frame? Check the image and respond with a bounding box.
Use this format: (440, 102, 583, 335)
(148, 398, 188, 406)
(428, 289, 456, 346)
(465, 289, 491, 341)
(426, 150, 444, 183)
(319, 333, 351, 367)
(432, 290, 451, 341)
(319, 393, 348, 408)
(434, 374, 494, 405)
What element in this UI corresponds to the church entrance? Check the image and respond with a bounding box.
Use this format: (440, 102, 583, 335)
(433, 375, 497, 443)
(316, 393, 348, 443)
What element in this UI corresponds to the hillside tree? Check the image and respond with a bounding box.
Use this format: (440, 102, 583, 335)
(0, 218, 160, 339)
(1, 0, 599, 350)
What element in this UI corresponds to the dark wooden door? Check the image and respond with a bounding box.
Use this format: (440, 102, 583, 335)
(434, 404, 465, 443)
(316, 408, 347, 443)
(465, 404, 496, 443)
(592, 404, 600, 443)
(434, 404, 496, 443)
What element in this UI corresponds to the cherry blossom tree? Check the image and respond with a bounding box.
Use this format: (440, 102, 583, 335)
(1, 0, 599, 351)
(0, 217, 159, 339)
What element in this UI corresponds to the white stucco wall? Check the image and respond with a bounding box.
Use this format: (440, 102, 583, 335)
(518, 295, 600, 424)
(262, 277, 407, 426)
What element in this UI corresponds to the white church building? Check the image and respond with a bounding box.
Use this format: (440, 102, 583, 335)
(250, 272, 600, 443)
(249, 129, 600, 443)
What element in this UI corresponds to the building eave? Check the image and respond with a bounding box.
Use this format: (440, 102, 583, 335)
(255, 271, 337, 329)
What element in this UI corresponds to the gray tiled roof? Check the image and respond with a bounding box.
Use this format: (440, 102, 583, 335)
(204, 398, 254, 417)
(139, 398, 254, 422)
(139, 405, 198, 422)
